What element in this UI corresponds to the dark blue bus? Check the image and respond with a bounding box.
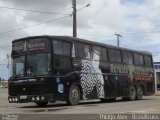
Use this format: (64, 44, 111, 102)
(8, 36, 155, 106)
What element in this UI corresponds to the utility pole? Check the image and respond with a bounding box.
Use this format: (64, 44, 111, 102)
(115, 33, 122, 47)
(72, 0, 77, 37)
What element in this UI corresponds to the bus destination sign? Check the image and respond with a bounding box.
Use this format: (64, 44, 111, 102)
(12, 38, 50, 55)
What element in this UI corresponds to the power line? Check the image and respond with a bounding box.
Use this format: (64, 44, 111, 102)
(77, 4, 90, 12)
(0, 3, 90, 36)
(52, 5, 72, 13)
(0, 6, 70, 15)
(0, 15, 71, 35)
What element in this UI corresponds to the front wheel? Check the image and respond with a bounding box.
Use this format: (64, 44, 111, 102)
(36, 102, 48, 107)
(66, 85, 80, 105)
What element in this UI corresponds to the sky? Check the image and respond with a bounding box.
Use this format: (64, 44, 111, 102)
(0, 0, 160, 79)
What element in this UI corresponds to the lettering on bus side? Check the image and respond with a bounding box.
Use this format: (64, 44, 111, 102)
(133, 67, 154, 81)
(110, 64, 129, 74)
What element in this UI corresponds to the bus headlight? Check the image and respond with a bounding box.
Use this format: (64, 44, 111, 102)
(9, 98, 12, 102)
(41, 96, 45, 101)
(32, 97, 35, 101)
(36, 96, 40, 101)
(12, 98, 15, 102)
(15, 98, 18, 102)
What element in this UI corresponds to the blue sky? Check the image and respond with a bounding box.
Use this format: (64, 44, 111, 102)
(0, 0, 160, 79)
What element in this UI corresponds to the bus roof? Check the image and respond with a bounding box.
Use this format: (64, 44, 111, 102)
(13, 35, 152, 55)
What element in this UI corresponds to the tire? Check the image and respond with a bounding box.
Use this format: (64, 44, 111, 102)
(129, 85, 136, 101)
(66, 85, 80, 105)
(36, 102, 48, 107)
(136, 86, 143, 100)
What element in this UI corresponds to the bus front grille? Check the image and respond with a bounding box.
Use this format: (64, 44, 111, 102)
(9, 84, 46, 96)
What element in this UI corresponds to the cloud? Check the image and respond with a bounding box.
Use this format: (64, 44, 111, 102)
(0, 0, 160, 79)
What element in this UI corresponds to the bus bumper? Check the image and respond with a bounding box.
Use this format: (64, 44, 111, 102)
(8, 94, 54, 103)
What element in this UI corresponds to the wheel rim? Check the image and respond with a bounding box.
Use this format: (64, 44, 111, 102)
(139, 88, 143, 95)
(138, 87, 143, 98)
(71, 88, 79, 102)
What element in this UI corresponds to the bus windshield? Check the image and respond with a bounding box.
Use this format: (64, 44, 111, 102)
(27, 53, 51, 76)
(12, 56, 25, 77)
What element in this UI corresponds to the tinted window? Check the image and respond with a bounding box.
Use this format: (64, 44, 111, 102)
(53, 40, 63, 55)
(144, 55, 152, 67)
(75, 42, 91, 59)
(101, 48, 108, 61)
(108, 49, 121, 62)
(63, 42, 71, 56)
(75, 42, 84, 58)
(134, 53, 144, 65)
(84, 44, 91, 59)
(122, 51, 133, 64)
(53, 40, 71, 56)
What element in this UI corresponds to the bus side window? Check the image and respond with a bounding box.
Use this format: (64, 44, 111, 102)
(84, 44, 91, 59)
(122, 51, 133, 64)
(101, 48, 108, 61)
(63, 42, 71, 56)
(53, 40, 72, 73)
(134, 53, 144, 66)
(75, 42, 91, 59)
(144, 55, 152, 67)
(75, 42, 85, 58)
(108, 49, 122, 63)
(53, 40, 63, 55)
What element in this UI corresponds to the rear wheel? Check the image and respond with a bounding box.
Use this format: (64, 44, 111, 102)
(36, 102, 48, 107)
(123, 85, 136, 101)
(136, 86, 143, 100)
(66, 85, 80, 105)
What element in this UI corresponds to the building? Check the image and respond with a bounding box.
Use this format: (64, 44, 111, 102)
(154, 62, 160, 90)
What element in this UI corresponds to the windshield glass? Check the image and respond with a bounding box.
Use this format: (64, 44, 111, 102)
(27, 53, 51, 76)
(12, 56, 25, 77)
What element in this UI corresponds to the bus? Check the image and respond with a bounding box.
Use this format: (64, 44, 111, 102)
(8, 36, 155, 106)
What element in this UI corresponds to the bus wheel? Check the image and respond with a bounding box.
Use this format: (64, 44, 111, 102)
(136, 86, 143, 100)
(36, 102, 48, 107)
(129, 85, 136, 101)
(66, 85, 80, 105)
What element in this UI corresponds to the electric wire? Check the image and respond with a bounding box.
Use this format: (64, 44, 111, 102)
(0, 15, 71, 35)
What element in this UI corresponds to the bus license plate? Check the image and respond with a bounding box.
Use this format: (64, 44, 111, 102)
(20, 96, 27, 100)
